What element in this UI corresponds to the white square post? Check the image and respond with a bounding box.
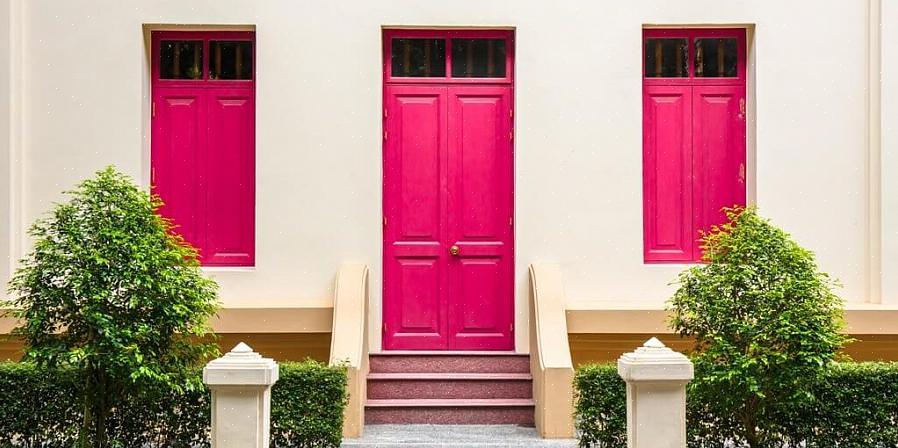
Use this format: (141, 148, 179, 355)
(203, 342, 280, 448)
(617, 337, 694, 448)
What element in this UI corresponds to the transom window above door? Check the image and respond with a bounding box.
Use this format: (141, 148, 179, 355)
(384, 30, 513, 83)
(155, 32, 254, 83)
(643, 29, 745, 82)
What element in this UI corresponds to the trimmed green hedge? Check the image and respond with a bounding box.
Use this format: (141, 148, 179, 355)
(271, 361, 348, 447)
(573, 364, 626, 448)
(574, 362, 898, 448)
(0, 360, 347, 447)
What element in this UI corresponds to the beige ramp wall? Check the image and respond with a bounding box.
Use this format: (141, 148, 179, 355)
(528, 263, 574, 438)
(329, 264, 370, 438)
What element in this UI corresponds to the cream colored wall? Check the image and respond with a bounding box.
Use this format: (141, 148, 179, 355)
(1, 1, 891, 353)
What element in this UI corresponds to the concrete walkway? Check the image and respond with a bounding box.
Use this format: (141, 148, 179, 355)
(341, 425, 578, 448)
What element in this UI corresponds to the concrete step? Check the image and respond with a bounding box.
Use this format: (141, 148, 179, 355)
(367, 372, 533, 400)
(369, 352, 530, 374)
(341, 424, 576, 447)
(365, 399, 535, 425)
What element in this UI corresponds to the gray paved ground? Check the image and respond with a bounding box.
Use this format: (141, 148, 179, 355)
(341, 425, 578, 448)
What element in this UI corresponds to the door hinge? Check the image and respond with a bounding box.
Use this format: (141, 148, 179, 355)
(151, 167, 155, 184)
(509, 217, 513, 226)
(738, 98, 746, 121)
(383, 322, 388, 333)
(383, 216, 387, 227)
(509, 131, 514, 141)
(509, 323, 514, 333)
(384, 108, 388, 118)
(509, 109, 513, 118)
(152, 101, 156, 118)
(383, 130, 388, 140)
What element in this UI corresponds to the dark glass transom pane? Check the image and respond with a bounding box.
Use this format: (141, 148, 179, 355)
(160, 40, 203, 80)
(694, 38, 738, 77)
(209, 41, 253, 80)
(644, 38, 688, 78)
(451, 39, 506, 78)
(391, 39, 446, 77)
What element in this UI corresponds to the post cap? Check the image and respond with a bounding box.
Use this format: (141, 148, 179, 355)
(203, 342, 280, 386)
(617, 337, 694, 382)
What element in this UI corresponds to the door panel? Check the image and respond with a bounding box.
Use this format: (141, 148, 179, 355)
(205, 90, 255, 265)
(383, 86, 449, 350)
(693, 85, 746, 255)
(151, 88, 207, 252)
(643, 85, 694, 262)
(447, 87, 513, 350)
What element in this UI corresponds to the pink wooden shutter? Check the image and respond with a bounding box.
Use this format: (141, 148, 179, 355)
(643, 85, 694, 262)
(152, 88, 207, 253)
(692, 85, 746, 256)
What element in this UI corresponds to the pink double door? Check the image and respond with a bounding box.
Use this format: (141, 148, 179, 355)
(383, 85, 514, 351)
(151, 32, 255, 266)
(642, 29, 747, 262)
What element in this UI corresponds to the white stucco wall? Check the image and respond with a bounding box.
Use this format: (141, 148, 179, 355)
(1, 0, 893, 352)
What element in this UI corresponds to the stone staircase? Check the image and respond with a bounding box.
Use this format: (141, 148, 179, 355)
(364, 352, 535, 425)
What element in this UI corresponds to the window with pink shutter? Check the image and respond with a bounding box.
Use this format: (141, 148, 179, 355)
(642, 29, 747, 263)
(151, 31, 255, 266)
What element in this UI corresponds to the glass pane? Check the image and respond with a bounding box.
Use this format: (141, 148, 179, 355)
(391, 39, 446, 77)
(694, 38, 738, 77)
(644, 38, 688, 78)
(209, 41, 253, 80)
(451, 39, 506, 78)
(160, 40, 203, 80)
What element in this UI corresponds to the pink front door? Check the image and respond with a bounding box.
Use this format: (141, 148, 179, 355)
(382, 30, 514, 351)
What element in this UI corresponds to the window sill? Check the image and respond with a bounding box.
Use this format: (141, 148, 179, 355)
(642, 262, 703, 268)
(202, 266, 256, 273)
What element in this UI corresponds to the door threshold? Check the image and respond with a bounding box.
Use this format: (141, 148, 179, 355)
(370, 350, 524, 356)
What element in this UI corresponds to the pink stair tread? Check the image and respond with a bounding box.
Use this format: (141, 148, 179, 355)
(369, 351, 520, 356)
(367, 372, 533, 400)
(369, 353, 530, 374)
(366, 398, 535, 407)
(367, 372, 532, 381)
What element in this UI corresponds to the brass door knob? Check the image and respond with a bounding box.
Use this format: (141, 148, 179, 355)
(449, 245, 460, 256)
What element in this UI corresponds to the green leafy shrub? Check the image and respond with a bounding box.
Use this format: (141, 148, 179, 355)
(573, 362, 898, 448)
(4, 167, 220, 447)
(668, 207, 850, 447)
(0, 360, 347, 447)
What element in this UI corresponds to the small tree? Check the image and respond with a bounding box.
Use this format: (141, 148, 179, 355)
(668, 207, 849, 447)
(5, 167, 220, 448)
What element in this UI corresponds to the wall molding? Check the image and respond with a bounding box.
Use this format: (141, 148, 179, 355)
(5, 0, 25, 289)
(866, 0, 883, 303)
